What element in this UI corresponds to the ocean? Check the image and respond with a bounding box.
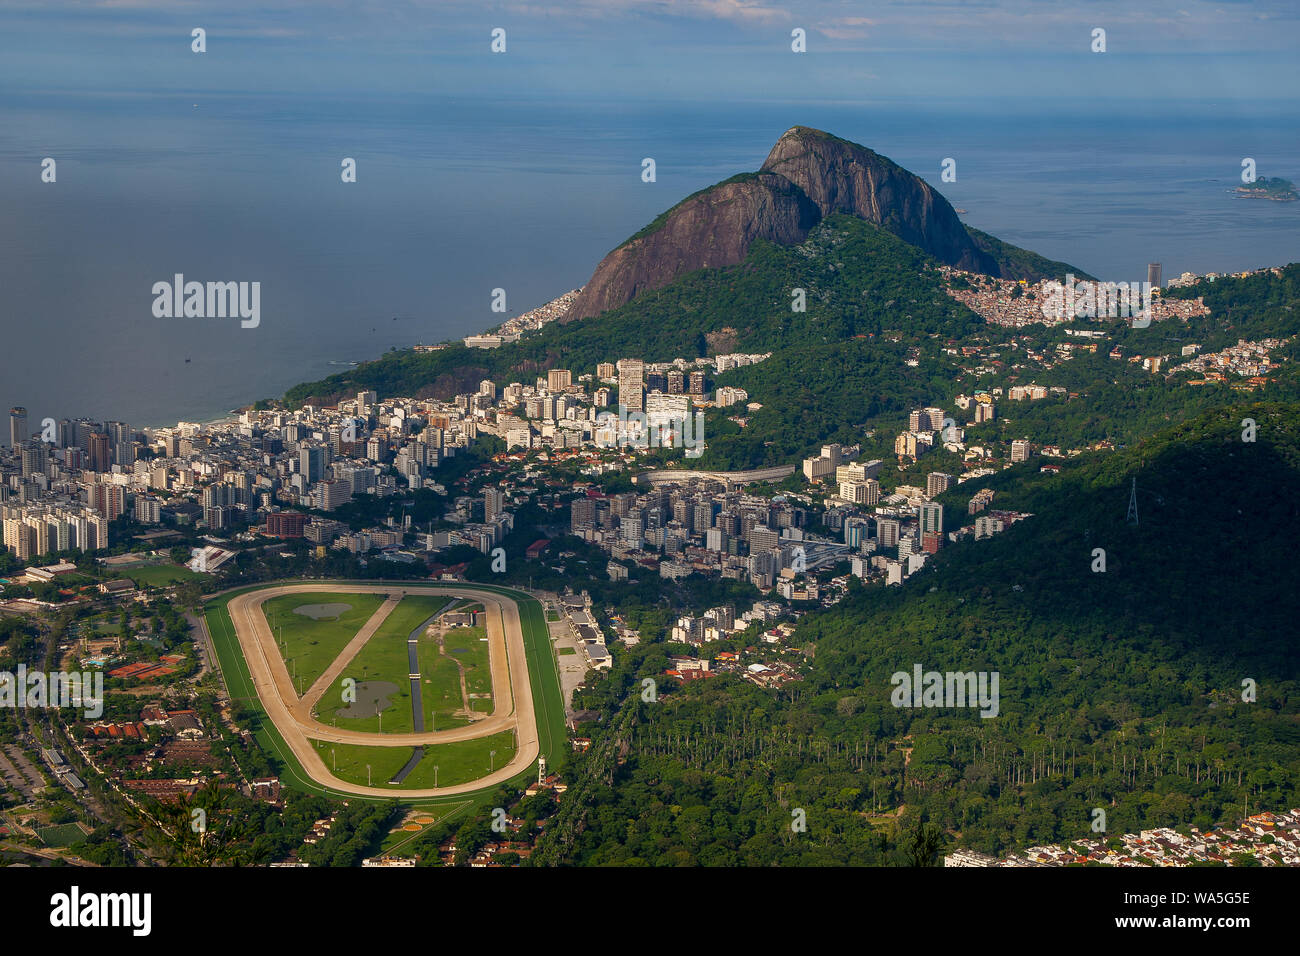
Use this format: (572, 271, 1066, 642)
(1, 93, 1297, 428)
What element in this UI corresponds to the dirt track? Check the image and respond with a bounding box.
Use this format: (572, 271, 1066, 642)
(226, 583, 539, 797)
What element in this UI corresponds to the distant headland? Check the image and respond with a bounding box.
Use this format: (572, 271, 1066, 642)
(1235, 176, 1298, 202)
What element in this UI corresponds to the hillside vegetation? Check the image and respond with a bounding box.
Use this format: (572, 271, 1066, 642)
(532, 404, 1300, 865)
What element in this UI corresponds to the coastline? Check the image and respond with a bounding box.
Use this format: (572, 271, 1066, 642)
(140, 291, 573, 433)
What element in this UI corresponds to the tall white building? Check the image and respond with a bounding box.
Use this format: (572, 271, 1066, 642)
(617, 359, 645, 412)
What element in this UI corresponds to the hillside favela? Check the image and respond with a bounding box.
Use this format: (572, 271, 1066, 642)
(1, 0, 1296, 939)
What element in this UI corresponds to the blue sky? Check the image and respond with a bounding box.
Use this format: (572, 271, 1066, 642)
(1, 0, 1297, 104)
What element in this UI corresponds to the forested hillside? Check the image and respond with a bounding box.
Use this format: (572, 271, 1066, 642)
(531, 404, 1300, 865)
(285, 216, 982, 405)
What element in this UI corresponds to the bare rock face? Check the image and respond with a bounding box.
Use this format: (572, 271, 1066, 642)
(759, 127, 998, 275)
(566, 126, 998, 322)
(566, 172, 818, 322)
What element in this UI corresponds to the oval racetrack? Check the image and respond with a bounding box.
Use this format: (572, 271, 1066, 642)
(225, 583, 540, 797)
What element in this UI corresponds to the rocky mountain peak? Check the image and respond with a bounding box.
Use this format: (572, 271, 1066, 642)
(566, 127, 1007, 322)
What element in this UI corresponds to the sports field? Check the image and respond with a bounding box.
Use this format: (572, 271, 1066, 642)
(37, 823, 92, 848)
(204, 580, 567, 803)
(112, 563, 204, 586)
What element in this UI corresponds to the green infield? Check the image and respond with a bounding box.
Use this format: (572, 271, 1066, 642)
(309, 730, 517, 790)
(430, 620, 495, 722)
(450, 625, 492, 698)
(316, 594, 454, 734)
(420, 647, 473, 728)
(260, 591, 387, 691)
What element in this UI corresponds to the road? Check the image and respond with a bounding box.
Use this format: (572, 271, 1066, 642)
(225, 583, 539, 798)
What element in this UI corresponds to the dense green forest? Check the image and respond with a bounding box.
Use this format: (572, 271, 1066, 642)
(1163, 264, 1300, 347)
(530, 404, 1300, 865)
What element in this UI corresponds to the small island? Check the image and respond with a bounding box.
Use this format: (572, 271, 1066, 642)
(1236, 176, 1298, 202)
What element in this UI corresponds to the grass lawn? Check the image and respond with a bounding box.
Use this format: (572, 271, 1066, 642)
(117, 563, 204, 586)
(557, 647, 576, 656)
(418, 619, 493, 728)
(309, 730, 517, 790)
(418, 651, 472, 731)
(318, 595, 453, 734)
(260, 591, 386, 691)
(440, 623, 492, 697)
(37, 823, 91, 848)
